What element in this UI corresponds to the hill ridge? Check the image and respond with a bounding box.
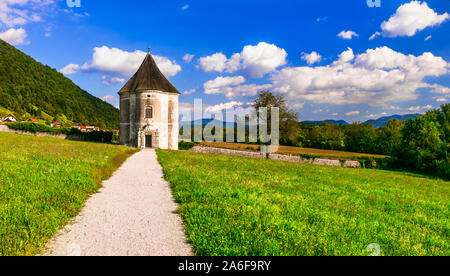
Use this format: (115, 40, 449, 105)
(0, 40, 119, 129)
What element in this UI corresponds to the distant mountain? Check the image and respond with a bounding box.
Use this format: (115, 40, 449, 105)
(180, 119, 236, 128)
(302, 120, 349, 126)
(0, 39, 119, 129)
(301, 114, 422, 128)
(364, 114, 421, 127)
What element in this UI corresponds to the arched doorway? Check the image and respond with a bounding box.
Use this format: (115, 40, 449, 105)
(138, 125, 159, 149)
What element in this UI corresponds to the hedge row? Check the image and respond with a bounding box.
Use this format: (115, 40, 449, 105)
(6, 122, 114, 143)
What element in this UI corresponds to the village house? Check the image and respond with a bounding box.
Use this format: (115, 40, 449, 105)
(29, 118, 39, 123)
(2, 114, 17, 122)
(118, 50, 179, 149)
(50, 121, 62, 128)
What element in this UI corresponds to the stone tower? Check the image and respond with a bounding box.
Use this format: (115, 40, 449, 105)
(118, 52, 179, 149)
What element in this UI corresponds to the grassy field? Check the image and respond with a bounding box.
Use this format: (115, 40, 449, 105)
(0, 132, 137, 256)
(200, 141, 388, 159)
(157, 150, 449, 256)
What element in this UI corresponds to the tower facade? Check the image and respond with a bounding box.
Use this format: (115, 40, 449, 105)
(118, 53, 179, 150)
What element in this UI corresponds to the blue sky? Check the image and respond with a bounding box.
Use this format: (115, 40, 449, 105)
(1, 0, 449, 122)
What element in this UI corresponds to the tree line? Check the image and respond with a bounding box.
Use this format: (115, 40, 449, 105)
(254, 91, 449, 178)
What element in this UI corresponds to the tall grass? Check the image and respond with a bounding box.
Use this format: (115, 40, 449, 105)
(0, 132, 137, 256)
(157, 150, 449, 256)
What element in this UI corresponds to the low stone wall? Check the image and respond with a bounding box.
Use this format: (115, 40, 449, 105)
(191, 146, 267, 159)
(191, 146, 362, 169)
(0, 125, 84, 141)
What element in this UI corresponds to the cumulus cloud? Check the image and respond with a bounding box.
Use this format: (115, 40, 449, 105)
(203, 76, 246, 94)
(434, 97, 447, 103)
(198, 52, 228, 72)
(376, 1, 449, 38)
(0, 27, 27, 45)
(301, 51, 322, 65)
(203, 75, 271, 99)
(345, 111, 360, 116)
(204, 101, 245, 113)
(183, 89, 196, 95)
(290, 102, 305, 110)
(182, 53, 195, 63)
(101, 95, 116, 103)
(337, 30, 358, 39)
(427, 84, 450, 95)
(101, 75, 125, 86)
(60, 64, 80, 75)
(408, 105, 433, 113)
(198, 42, 287, 78)
(0, 0, 54, 28)
(271, 46, 449, 107)
(60, 46, 182, 81)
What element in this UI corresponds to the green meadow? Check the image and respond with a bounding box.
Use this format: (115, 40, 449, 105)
(0, 132, 137, 256)
(157, 150, 449, 256)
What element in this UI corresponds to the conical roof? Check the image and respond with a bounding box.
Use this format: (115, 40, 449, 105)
(119, 53, 179, 94)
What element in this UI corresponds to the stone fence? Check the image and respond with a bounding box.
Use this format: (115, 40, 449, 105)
(190, 146, 362, 168)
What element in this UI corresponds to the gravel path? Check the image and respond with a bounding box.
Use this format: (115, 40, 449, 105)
(43, 149, 192, 256)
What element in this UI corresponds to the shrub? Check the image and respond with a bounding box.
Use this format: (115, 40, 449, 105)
(179, 141, 196, 150)
(7, 122, 71, 135)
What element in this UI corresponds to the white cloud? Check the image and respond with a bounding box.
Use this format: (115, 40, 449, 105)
(60, 46, 182, 78)
(0, 0, 55, 28)
(369, 32, 381, 40)
(271, 46, 449, 107)
(0, 27, 27, 45)
(434, 97, 447, 102)
(101, 75, 125, 86)
(204, 101, 244, 113)
(181, 4, 189, 11)
(101, 95, 116, 103)
(182, 53, 195, 63)
(198, 42, 287, 78)
(345, 111, 360, 116)
(204, 76, 246, 94)
(290, 102, 305, 109)
(427, 84, 450, 95)
(183, 89, 196, 95)
(337, 30, 358, 39)
(202, 75, 271, 99)
(367, 112, 388, 119)
(198, 52, 228, 73)
(378, 1, 449, 38)
(59, 64, 80, 75)
(301, 51, 322, 65)
(425, 35, 432, 41)
(408, 105, 433, 113)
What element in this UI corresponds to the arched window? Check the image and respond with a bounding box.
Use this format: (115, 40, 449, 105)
(145, 106, 153, 119)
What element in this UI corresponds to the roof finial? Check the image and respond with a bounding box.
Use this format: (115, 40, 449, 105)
(147, 47, 150, 54)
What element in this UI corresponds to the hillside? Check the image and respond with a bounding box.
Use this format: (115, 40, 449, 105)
(302, 114, 422, 127)
(365, 114, 421, 127)
(0, 40, 119, 129)
(302, 120, 349, 125)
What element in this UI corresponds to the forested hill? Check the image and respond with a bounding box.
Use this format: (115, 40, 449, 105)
(0, 40, 119, 129)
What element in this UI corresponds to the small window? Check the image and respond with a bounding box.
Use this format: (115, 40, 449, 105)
(145, 106, 153, 119)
